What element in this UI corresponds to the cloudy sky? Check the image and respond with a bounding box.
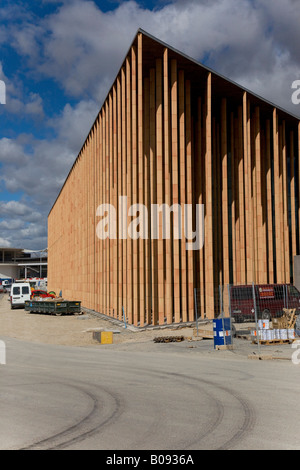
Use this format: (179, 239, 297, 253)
(0, 0, 299, 250)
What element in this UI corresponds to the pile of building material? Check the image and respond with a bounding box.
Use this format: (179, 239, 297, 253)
(154, 336, 185, 343)
(251, 309, 297, 345)
(32, 296, 64, 302)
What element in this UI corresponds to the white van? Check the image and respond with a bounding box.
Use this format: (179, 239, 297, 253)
(2, 280, 12, 293)
(10, 283, 31, 309)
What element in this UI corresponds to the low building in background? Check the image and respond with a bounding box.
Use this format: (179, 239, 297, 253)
(0, 247, 47, 281)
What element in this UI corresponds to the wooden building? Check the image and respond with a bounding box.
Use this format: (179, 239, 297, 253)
(48, 29, 300, 325)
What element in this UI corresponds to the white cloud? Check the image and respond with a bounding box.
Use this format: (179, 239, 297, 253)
(0, 237, 11, 248)
(0, 200, 32, 217)
(48, 99, 100, 152)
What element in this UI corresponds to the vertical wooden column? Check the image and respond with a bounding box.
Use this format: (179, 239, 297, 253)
(105, 99, 110, 314)
(95, 119, 98, 311)
(126, 56, 133, 324)
(110, 92, 114, 315)
(215, 121, 222, 287)
(109, 97, 113, 314)
(156, 58, 165, 325)
(238, 106, 246, 284)
(100, 113, 104, 313)
(221, 98, 229, 286)
(113, 85, 118, 317)
(99, 113, 103, 312)
(279, 123, 285, 282)
(230, 112, 236, 284)
(117, 76, 122, 319)
(96, 118, 100, 312)
(205, 73, 214, 318)
(243, 93, 251, 283)
(86, 136, 89, 307)
(261, 127, 267, 283)
(92, 126, 96, 311)
(144, 77, 151, 324)
(254, 106, 266, 283)
(247, 99, 253, 283)
(84, 142, 87, 307)
(171, 60, 181, 322)
(93, 129, 96, 309)
(121, 67, 127, 317)
(290, 131, 297, 263)
(282, 121, 290, 282)
(131, 46, 139, 326)
(108, 97, 112, 314)
(91, 130, 97, 310)
(185, 79, 194, 321)
(212, 118, 218, 289)
(251, 111, 258, 284)
(163, 48, 173, 324)
(137, 34, 145, 326)
(234, 116, 241, 284)
(179, 69, 187, 322)
(273, 108, 283, 283)
(102, 108, 106, 313)
(150, 68, 158, 324)
(298, 122, 300, 251)
(197, 97, 205, 317)
(266, 120, 274, 283)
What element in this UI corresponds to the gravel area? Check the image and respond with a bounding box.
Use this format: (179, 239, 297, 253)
(0, 293, 296, 360)
(0, 293, 201, 348)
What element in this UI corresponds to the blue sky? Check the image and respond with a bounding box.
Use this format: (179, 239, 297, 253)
(0, 0, 299, 249)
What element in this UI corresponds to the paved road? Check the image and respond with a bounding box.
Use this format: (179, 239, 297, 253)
(0, 336, 299, 450)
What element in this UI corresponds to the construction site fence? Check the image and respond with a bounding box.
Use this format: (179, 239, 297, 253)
(194, 283, 299, 329)
(194, 283, 300, 348)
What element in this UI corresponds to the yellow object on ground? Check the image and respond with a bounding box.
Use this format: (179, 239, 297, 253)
(101, 331, 113, 344)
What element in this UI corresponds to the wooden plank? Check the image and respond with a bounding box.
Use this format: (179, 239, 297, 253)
(117, 76, 123, 320)
(144, 77, 151, 325)
(179, 69, 187, 322)
(185, 79, 194, 322)
(282, 120, 290, 282)
(164, 48, 173, 325)
(121, 67, 127, 318)
(131, 45, 139, 326)
(138, 33, 145, 327)
(221, 98, 229, 285)
(265, 119, 274, 283)
(290, 130, 297, 264)
(171, 59, 181, 323)
(150, 67, 158, 324)
(238, 106, 246, 283)
(273, 109, 283, 283)
(205, 73, 214, 318)
(126, 56, 133, 324)
(156, 58, 165, 325)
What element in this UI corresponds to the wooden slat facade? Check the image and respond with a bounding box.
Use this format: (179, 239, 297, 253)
(48, 30, 300, 324)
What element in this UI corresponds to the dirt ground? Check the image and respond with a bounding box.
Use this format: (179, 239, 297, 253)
(0, 293, 205, 348)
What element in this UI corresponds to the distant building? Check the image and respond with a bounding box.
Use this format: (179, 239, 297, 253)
(48, 29, 300, 326)
(0, 247, 47, 280)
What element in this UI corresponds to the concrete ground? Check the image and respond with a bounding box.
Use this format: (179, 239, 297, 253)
(1, 293, 300, 450)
